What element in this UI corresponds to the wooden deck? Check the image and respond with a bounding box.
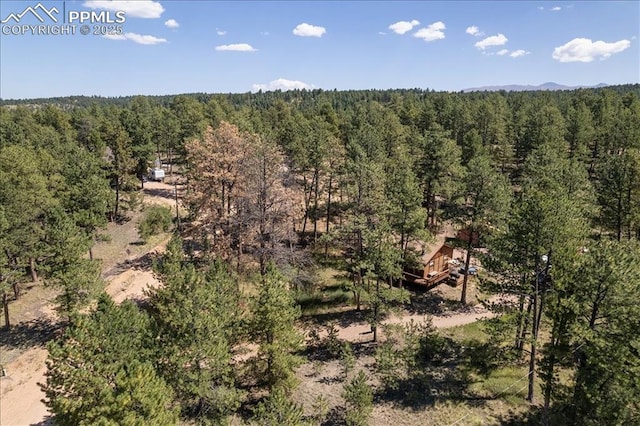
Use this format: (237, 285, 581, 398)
(403, 268, 450, 286)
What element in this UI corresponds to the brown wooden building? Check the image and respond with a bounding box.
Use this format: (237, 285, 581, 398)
(404, 243, 455, 286)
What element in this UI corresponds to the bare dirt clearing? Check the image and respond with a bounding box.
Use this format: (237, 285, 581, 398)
(104, 235, 170, 305)
(0, 347, 51, 426)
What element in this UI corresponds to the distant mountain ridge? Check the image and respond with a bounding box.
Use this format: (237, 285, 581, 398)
(464, 82, 609, 92)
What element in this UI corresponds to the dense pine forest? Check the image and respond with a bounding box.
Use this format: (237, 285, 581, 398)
(1, 85, 639, 425)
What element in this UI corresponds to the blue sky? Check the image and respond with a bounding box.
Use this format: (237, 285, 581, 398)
(0, 1, 638, 99)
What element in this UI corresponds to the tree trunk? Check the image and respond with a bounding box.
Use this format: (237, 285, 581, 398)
(460, 232, 474, 305)
(514, 292, 526, 349)
(259, 155, 268, 277)
(542, 338, 558, 425)
(527, 291, 538, 402)
(12, 282, 19, 300)
(372, 280, 380, 342)
(2, 292, 9, 330)
(527, 257, 542, 403)
(517, 298, 533, 354)
(353, 273, 361, 311)
(313, 175, 319, 243)
(220, 183, 226, 217)
(423, 183, 433, 228)
(301, 174, 311, 236)
(542, 261, 563, 421)
(227, 184, 233, 216)
(29, 257, 38, 283)
(339, 186, 343, 228)
(432, 196, 439, 228)
(324, 173, 333, 257)
(398, 207, 409, 262)
(114, 175, 120, 219)
(313, 168, 320, 242)
(372, 318, 377, 342)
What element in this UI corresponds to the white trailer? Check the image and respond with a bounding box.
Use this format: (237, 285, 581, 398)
(149, 168, 165, 181)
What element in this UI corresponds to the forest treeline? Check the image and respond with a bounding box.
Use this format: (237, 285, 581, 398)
(1, 83, 639, 109)
(1, 85, 639, 425)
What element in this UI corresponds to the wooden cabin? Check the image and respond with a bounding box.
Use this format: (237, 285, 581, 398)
(404, 243, 455, 286)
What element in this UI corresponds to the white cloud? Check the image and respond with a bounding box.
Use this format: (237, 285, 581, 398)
(551, 6, 561, 11)
(252, 78, 313, 92)
(388, 19, 420, 35)
(126, 33, 166, 44)
(538, 6, 544, 10)
(216, 29, 227, 36)
(475, 33, 508, 49)
(496, 49, 509, 56)
(215, 43, 256, 52)
(465, 25, 483, 37)
(103, 32, 166, 44)
(261, 31, 270, 36)
(510, 49, 530, 57)
(83, 1, 164, 18)
(378, 31, 387, 35)
(164, 19, 179, 28)
(103, 34, 126, 41)
(552, 38, 631, 62)
(293, 23, 326, 37)
(413, 21, 446, 42)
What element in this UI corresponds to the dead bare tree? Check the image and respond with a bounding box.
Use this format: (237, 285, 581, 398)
(185, 122, 301, 274)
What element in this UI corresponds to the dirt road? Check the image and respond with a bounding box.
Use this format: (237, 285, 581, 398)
(314, 296, 503, 344)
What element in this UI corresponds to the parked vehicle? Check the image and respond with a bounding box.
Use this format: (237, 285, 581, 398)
(447, 270, 461, 285)
(459, 265, 478, 275)
(149, 168, 165, 182)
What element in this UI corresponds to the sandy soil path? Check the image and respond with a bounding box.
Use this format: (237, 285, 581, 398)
(319, 296, 504, 344)
(0, 348, 51, 426)
(104, 238, 169, 304)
